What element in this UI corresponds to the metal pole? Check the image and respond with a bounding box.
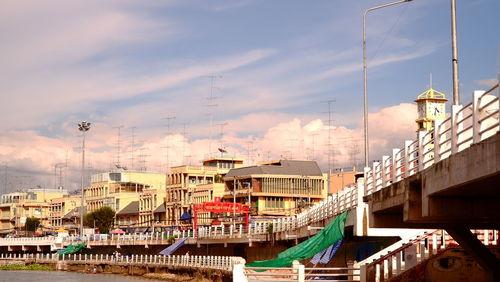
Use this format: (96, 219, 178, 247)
(450, 0, 460, 105)
(80, 131, 85, 237)
(362, 0, 412, 168)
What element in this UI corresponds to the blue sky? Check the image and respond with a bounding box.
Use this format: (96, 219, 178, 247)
(0, 0, 498, 191)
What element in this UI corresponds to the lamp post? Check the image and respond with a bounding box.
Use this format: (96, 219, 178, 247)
(450, 0, 460, 105)
(78, 120, 91, 237)
(363, 0, 413, 168)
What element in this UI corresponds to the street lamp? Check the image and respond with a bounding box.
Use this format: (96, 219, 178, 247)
(363, 0, 413, 168)
(78, 120, 91, 237)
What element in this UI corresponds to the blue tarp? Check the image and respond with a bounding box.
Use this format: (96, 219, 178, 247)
(310, 238, 344, 264)
(159, 237, 188, 255)
(180, 211, 191, 221)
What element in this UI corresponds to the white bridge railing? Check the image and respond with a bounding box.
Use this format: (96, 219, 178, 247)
(365, 82, 499, 196)
(0, 252, 244, 272)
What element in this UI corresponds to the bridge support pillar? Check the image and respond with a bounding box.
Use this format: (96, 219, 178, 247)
(446, 227, 500, 282)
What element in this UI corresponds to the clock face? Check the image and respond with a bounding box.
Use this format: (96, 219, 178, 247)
(426, 102, 445, 118)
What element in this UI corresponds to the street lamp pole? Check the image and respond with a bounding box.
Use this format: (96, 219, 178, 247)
(450, 0, 460, 105)
(363, 0, 413, 168)
(78, 121, 91, 237)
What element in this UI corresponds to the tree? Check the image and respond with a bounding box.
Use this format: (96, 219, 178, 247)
(84, 206, 115, 234)
(25, 217, 40, 232)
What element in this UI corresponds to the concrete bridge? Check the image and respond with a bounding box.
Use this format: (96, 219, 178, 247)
(0, 80, 498, 281)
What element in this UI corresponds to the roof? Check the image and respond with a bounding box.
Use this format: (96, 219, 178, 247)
(62, 206, 86, 219)
(224, 160, 323, 178)
(153, 202, 166, 214)
(116, 201, 139, 216)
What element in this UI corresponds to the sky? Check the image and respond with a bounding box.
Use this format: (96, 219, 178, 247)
(0, 0, 498, 193)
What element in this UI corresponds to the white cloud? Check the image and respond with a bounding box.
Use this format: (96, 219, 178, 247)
(0, 103, 418, 193)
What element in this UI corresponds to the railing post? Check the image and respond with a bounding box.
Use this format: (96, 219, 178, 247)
(472, 90, 485, 143)
(403, 140, 412, 177)
(433, 119, 442, 162)
(417, 130, 427, 171)
(450, 105, 463, 154)
(391, 149, 398, 184)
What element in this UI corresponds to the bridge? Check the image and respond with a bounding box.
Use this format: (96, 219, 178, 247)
(0, 79, 498, 281)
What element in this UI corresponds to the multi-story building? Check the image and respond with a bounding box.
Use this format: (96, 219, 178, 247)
(85, 170, 166, 215)
(165, 157, 244, 227)
(48, 195, 81, 230)
(139, 186, 166, 228)
(223, 160, 327, 217)
(0, 188, 68, 234)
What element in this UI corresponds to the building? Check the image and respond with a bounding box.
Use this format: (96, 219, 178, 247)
(223, 160, 327, 217)
(0, 188, 68, 234)
(115, 201, 139, 230)
(85, 170, 166, 215)
(328, 168, 363, 194)
(139, 186, 165, 228)
(48, 195, 81, 230)
(165, 157, 244, 227)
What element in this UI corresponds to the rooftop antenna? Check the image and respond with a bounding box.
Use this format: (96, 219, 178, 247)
(129, 126, 137, 170)
(286, 138, 298, 160)
(3, 163, 7, 195)
(137, 146, 150, 171)
(246, 140, 254, 165)
(322, 100, 336, 174)
(310, 133, 319, 161)
(162, 115, 176, 174)
(217, 122, 228, 152)
(114, 125, 124, 167)
(181, 123, 190, 165)
(54, 163, 65, 189)
(206, 75, 222, 157)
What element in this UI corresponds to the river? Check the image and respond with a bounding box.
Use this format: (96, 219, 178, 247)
(0, 270, 163, 281)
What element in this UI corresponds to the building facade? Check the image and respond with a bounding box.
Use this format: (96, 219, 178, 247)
(223, 160, 327, 217)
(165, 157, 244, 227)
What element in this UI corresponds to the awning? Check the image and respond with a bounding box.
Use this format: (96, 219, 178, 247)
(180, 211, 191, 221)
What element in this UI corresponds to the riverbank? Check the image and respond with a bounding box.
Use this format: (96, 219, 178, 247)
(0, 263, 53, 271)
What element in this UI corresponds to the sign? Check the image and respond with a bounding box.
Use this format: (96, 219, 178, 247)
(193, 201, 249, 213)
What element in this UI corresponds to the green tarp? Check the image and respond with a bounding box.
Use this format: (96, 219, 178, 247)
(246, 211, 348, 268)
(58, 242, 87, 255)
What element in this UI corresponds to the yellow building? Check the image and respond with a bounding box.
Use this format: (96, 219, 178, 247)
(166, 157, 244, 227)
(49, 194, 81, 230)
(116, 201, 139, 230)
(139, 186, 166, 228)
(85, 170, 166, 214)
(0, 188, 68, 233)
(223, 160, 327, 217)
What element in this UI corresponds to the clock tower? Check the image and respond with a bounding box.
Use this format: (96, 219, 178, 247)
(415, 88, 448, 131)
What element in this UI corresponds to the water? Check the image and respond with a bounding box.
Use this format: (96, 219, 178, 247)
(0, 270, 162, 282)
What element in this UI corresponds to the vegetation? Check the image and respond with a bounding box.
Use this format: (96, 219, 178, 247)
(0, 264, 53, 271)
(84, 206, 116, 233)
(25, 217, 41, 232)
(166, 235, 176, 244)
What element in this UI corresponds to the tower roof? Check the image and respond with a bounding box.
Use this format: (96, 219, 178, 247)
(415, 88, 448, 102)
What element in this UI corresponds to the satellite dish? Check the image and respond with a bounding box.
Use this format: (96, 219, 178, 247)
(218, 148, 227, 153)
